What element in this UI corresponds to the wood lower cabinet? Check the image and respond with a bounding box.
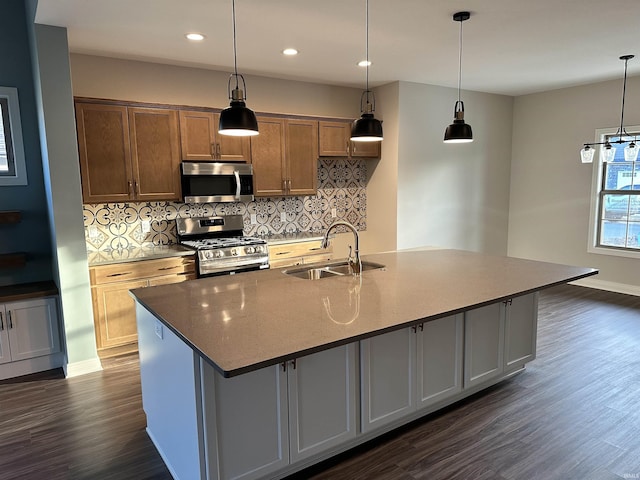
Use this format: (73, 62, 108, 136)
(360, 314, 464, 433)
(178, 110, 250, 162)
(90, 256, 195, 358)
(268, 240, 333, 269)
(0, 297, 60, 366)
(75, 101, 181, 203)
(251, 117, 318, 196)
(318, 120, 380, 158)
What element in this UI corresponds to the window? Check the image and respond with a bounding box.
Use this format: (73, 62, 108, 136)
(0, 86, 27, 186)
(589, 127, 640, 258)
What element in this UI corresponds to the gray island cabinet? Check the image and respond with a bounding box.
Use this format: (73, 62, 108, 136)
(131, 249, 597, 480)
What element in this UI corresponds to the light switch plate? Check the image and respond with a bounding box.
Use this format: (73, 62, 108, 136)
(141, 220, 151, 233)
(250, 213, 257, 224)
(88, 225, 99, 239)
(280, 212, 287, 222)
(331, 208, 337, 218)
(154, 320, 163, 340)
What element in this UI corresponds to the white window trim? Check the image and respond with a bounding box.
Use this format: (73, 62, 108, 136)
(0, 86, 28, 186)
(587, 125, 640, 260)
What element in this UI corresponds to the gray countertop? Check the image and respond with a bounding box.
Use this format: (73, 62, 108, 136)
(130, 249, 597, 377)
(260, 232, 326, 245)
(88, 244, 194, 267)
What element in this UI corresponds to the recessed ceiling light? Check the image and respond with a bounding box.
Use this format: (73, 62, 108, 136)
(282, 48, 299, 56)
(358, 60, 372, 67)
(185, 33, 206, 41)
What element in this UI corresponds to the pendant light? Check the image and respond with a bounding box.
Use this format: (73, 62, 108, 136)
(351, 0, 383, 142)
(218, 0, 259, 137)
(444, 11, 473, 143)
(581, 55, 638, 163)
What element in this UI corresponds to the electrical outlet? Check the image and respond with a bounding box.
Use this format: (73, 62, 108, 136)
(141, 220, 151, 233)
(88, 225, 99, 239)
(280, 212, 287, 222)
(250, 213, 257, 225)
(331, 208, 337, 218)
(154, 321, 164, 340)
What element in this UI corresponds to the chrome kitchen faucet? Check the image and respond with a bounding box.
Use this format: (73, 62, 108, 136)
(321, 221, 362, 275)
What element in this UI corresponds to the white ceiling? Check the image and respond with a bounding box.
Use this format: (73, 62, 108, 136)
(35, 0, 640, 96)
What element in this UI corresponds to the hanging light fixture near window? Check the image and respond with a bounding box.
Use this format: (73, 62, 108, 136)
(581, 55, 638, 163)
(351, 0, 383, 143)
(444, 11, 473, 144)
(218, 0, 259, 137)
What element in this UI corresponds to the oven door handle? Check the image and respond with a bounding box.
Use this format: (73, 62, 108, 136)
(234, 170, 241, 201)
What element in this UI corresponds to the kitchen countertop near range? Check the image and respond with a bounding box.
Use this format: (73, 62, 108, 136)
(130, 249, 597, 377)
(87, 244, 194, 267)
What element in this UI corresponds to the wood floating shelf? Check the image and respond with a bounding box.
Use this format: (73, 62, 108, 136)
(0, 253, 27, 269)
(0, 211, 21, 224)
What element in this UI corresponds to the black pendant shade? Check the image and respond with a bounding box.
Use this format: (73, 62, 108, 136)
(444, 100, 472, 143)
(351, 113, 383, 142)
(444, 11, 473, 144)
(219, 86, 259, 137)
(351, 0, 383, 143)
(218, 0, 259, 137)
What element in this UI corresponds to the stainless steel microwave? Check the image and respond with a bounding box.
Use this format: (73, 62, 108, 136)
(181, 161, 254, 203)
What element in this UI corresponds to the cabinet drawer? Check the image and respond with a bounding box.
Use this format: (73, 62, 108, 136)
(90, 256, 196, 284)
(268, 240, 332, 261)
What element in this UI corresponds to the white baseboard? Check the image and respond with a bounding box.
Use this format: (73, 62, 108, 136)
(64, 357, 103, 377)
(570, 277, 640, 297)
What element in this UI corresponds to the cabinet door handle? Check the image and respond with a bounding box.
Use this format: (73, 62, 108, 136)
(106, 272, 132, 277)
(158, 266, 179, 271)
(346, 141, 349, 154)
(281, 362, 287, 372)
(216, 143, 221, 157)
(128, 181, 133, 196)
(211, 143, 216, 157)
(275, 251, 291, 256)
(411, 325, 417, 333)
(133, 181, 138, 195)
(0, 311, 4, 331)
(291, 359, 297, 370)
(419, 323, 424, 331)
(7, 311, 12, 329)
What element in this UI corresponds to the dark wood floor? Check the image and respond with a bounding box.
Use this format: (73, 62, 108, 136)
(1, 285, 639, 480)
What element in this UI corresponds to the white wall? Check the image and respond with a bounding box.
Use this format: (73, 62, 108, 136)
(70, 54, 361, 119)
(396, 82, 513, 254)
(509, 76, 640, 293)
(28, 24, 100, 373)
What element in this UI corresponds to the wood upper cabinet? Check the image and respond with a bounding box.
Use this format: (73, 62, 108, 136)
(128, 107, 181, 201)
(251, 117, 318, 197)
(75, 101, 181, 203)
(178, 110, 250, 162)
(318, 120, 380, 158)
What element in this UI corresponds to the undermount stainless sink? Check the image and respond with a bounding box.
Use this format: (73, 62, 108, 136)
(283, 260, 385, 280)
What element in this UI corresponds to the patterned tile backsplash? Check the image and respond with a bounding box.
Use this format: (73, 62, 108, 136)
(83, 158, 367, 252)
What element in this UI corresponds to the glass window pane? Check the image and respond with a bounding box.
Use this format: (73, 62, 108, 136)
(603, 194, 630, 219)
(603, 157, 635, 190)
(600, 220, 628, 247)
(628, 221, 640, 249)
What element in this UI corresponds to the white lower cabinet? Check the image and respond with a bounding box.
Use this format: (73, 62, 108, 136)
(202, 343, 357, 480)
(360, 314, 464, 433)
(464, 293, 538, 388)
(0, 297, 60, 366)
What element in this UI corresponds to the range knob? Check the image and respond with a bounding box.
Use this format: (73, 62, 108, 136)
(246, 246, 255, 254)
(204, 251, 213, 259)
(255, 245, 264, 254)
(214, 250, 224, 258)
(231, 248, 239, 256)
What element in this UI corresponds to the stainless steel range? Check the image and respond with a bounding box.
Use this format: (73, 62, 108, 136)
(176, 215, 269, 277)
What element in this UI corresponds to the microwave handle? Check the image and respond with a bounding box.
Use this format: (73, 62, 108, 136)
(234, 170, 241, 200)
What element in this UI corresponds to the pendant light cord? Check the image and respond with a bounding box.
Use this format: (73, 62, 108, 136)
(457, 18, 463, 103)
(232, 0, 239, 90)
(365, 0, 370, 105)
(619, 56, 629, 137)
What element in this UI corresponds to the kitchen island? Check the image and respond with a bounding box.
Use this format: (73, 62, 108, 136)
(131, 249, 597, 480)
